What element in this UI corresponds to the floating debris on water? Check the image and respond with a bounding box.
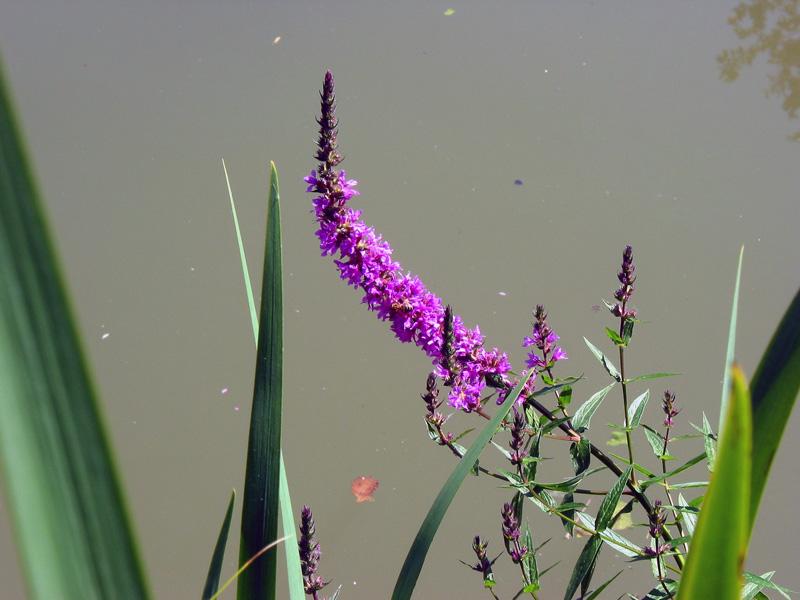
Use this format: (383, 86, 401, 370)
(352, 476, 379, 502)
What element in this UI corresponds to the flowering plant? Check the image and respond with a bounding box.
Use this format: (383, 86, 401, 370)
(299, 71, 800, 600)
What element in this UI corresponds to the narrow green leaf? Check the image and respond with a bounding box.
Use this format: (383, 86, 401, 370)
(677, 493, 697, 538)
(584, 570, 622, 600)
(203, 490, 236, 600)
(743, 571, 794, 600)
(584, 338, 621, 381)
(626, 390, 649, 429)
(575, 511, 639, 557)
(391, 371, 534, 600)
(559, 493, 576, 536)
(701, 413, 716, 472)
(229, 163, 303, 600)
(238, 163, 284, 599)
(0, 56, 150, 600)
(563, 534, 603, 600)
(638, 453, 705, 491)
(572, 383, 615, 431)
(521, 520, 539, 590)
(749, 283, 800, 531)
(595, 466, 632, 531)
(719, 246, 743, 436)
(624, 372, 680, 383)
(677, 365, 751, 600)
(223, 159, 258, 335)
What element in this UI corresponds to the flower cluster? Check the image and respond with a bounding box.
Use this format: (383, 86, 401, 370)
(643, 500, 670, 560)
(305, 71, 515, 412)
(298, 506, 330, 597)
(508, 408, 528, 466)
(500, 502, 527, 564)
(523, 304, 568, 371)
(611, 245, 637, 319)
(662, 390, 680, 429)
(467, 536, 497, 584)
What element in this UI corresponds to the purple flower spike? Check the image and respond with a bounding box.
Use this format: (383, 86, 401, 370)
(298, 506, 331, 595)
(306, 71, 513, 412)
(501, 502, 528, 564)
(523, 305, 567, 371)
(612, 246, 637, 319)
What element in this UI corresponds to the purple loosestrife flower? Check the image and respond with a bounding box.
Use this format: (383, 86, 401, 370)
(522, 305, 568, 370)
(298, 506, 331, 596)
(662, 390, 680, 429)
(643, 500, 670, 560)
(305, 71, 513, 412)
(501, 502, 528, 564)
(508, 407, 528, 466)
(612, 246, 637, 320)
(465, 536, 497, 584)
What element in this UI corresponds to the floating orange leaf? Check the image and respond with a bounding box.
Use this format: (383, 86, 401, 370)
(351, 476, 378, 502)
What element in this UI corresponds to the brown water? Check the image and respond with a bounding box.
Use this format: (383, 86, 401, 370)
(1, 3, 798, 599)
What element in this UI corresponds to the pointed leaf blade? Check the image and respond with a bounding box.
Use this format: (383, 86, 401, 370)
(391, 371, 534, 600)
(237, 163, 284, 599)
(203, 490, 236, 600)
(677, 365, 751, 600)
(0, 57, 150, 600)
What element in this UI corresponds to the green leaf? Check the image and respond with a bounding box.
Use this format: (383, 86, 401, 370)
(719, 246, 743, 436)
(677, 365, 751, 600)
(391, 370, 534, 600)
(572, 383, 615, 431)
(584, 338, 621, 381)
(584, 570, 623, 600)
(558, 385, 573, 408)
(743, 571, 794, 600)
(563, 534, 603, 600)
(521, 520, 539, 590)
(228, 163, 302, 600)
(626, 390, 649, 429)
(677, 493, 697, 537)
(749, 283, 800, 532)
(237, 163, 284, 599)
(642, 425, 665, 457)
(701, 413, 716, 472)
(624, 372, 680, 383)
(605, 327, 623, 345)
(575, 512, 639, 557)
(505, 466, 605, 495)
(621, 318, 634, 345)
(203, 490, 236, 600)
(559, 492, 576, 536)
(569, 437, 590, 475)
(595, 466, 632, 531)
(638, 453, 705, 491)
(0, 56, 150, 600)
